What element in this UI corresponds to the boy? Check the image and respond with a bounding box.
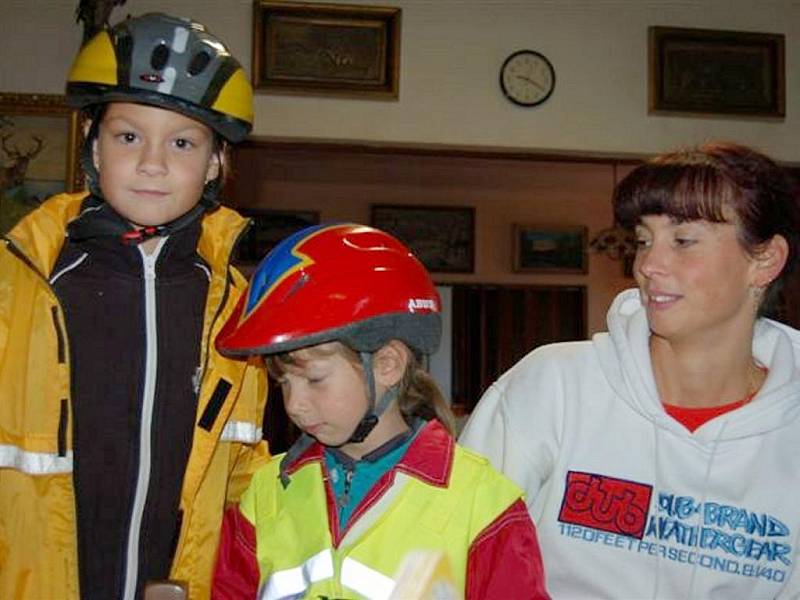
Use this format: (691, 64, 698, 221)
(0, 13, 268, 600)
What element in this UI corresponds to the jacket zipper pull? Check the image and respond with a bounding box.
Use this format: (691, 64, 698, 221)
(339, 466, 354, 509)
(142, 253, 157, 280)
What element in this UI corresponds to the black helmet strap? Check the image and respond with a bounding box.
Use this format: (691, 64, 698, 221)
(278, 350, 401, 488)
(345, 352, 399, 444)
(80, 113, 102, 198)
(67, 193, 216, 246)
(73, 106, 222, 246)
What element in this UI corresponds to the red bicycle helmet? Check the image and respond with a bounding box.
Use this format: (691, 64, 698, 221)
(217, 223, 441, 358)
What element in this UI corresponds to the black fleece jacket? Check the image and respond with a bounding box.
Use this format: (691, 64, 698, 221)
(52, 203, 209, 600)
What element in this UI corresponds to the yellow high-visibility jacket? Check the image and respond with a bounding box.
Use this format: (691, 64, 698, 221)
(0, 192, 270, 600)
(214, 420, 550, 599)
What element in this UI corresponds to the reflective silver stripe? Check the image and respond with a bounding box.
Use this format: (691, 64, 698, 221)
(193, 261, 211, 281)
(341, 557, 396, 600)
(259, 549, 334, 600)
(0, 444, 73, 474)
(221, 420, 261, 444)
(340, 474, 409, 548)
(50, 252, 88, 285)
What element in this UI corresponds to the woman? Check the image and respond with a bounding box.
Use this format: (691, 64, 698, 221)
(460, 142, 800, 598)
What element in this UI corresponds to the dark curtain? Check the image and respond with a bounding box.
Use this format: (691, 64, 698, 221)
(767, 168, 800, 329)
(451, 284, 587, 411)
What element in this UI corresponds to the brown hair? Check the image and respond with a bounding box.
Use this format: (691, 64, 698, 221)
(266, 342, 358, 379)
(613, 142, 800, 309)
(396, 353, 456, 435)
(267, 341, 456, 436)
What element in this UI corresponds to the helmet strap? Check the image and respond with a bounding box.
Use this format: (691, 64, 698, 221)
(344, 352, 399, 445)
(71, 110, 220, 245)
(80, 115, 103, 197)
(80, 104, 223, 209)
(277, 351, 402, 486)
(200, 141, 226, 208)
(68, 196, 211, 246)
(278, 433, 316, 488)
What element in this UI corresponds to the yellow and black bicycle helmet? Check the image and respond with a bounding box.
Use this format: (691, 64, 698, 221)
(66, 12, 252, 142)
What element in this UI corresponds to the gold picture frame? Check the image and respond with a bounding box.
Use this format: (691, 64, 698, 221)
(649, 26, 785, 118)
(252, 1, 401, 99)
(0, 92, 82, 232)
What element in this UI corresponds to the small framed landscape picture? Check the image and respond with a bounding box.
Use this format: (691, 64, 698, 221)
(236, 208, 320, 265)
(371, 204, 474, 273)
(513, 225, 588, 274)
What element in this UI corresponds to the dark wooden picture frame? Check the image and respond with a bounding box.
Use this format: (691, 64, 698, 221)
(513, 225, 588, 274)
(371, 204, 474, 273)
(235, 208, 320, 265)
(649, 26, 785, 118)
(252, 1, 401, 99)
(0, 92, 82, 233)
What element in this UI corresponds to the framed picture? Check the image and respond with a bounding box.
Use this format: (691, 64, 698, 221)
(513, 225, 588, 274)
(235, 208, 320, 264)
(649, 26, 785, 118)
(371, 204, 474, 273)
(252, 1, 401, 99)
(0, 92, 82, 233)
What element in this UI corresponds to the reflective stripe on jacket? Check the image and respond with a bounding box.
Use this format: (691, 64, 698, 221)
(234, 420, 532, 599)
(0, 192, 270, 600)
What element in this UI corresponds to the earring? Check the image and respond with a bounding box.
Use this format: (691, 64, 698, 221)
(750, 285, 765, 317)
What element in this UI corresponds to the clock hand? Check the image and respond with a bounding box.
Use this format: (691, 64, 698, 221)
(515, 75, 546, 92)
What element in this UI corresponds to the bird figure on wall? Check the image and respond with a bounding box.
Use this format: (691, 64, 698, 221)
(75, 0, 128, 45)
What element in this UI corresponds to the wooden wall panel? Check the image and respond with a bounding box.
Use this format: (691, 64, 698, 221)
(227, 140, 637, 334)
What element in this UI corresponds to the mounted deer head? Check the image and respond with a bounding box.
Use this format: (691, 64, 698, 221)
(0, 134, 45, 192)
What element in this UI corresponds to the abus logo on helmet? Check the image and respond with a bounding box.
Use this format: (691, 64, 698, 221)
(408, 298, 436, 312)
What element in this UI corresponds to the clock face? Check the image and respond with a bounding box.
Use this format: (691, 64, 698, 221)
(500, 50, 555, 107)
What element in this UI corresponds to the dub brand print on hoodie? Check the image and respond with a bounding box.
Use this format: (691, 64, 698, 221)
(461, 289, 800, 599)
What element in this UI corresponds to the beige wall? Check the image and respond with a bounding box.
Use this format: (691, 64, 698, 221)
(2, 1, 799, 160)
(2, 1, 797, 335)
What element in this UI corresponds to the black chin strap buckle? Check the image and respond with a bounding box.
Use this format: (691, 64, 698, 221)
(121, 226, 165, 246)
(347, 414, 379, 444)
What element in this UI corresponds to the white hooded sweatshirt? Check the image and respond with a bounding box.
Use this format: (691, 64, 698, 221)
(460, 288, 800, 599)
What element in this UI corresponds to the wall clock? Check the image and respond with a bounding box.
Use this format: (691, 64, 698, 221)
(499, 50, 556, 107)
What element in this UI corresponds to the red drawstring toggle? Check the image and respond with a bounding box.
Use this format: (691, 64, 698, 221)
(121, 226, 161, 245)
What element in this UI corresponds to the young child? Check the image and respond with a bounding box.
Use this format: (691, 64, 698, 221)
(212, 223, 549, 599)
(0, 13, 268, 600)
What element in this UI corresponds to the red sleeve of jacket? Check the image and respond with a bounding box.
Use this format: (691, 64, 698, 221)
(465, 498, 550, 600)
(211, 506, 260, 600)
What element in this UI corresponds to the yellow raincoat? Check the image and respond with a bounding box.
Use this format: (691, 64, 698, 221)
(0, 192, 269, 599)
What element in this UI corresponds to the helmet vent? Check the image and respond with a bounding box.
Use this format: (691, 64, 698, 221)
(284, 272, 310, 300)
(188, 51, 212, 76)
(150, 43, 170, 70)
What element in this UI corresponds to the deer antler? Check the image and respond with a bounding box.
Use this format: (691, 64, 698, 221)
(27, 136, 45, 159)
(1, 134, 44, 160)
(0, 134, 19, 159)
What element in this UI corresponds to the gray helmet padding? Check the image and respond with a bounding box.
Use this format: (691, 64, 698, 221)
(223, 311, 442, 358)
